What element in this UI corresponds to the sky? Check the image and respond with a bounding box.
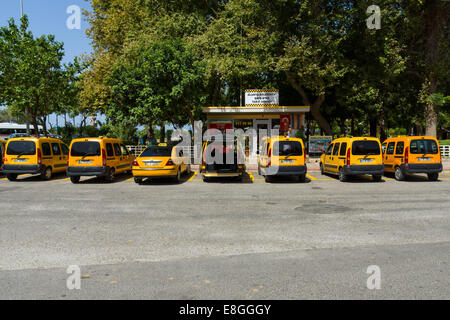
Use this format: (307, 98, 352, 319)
(1, 0, 95, 127)
(1, 0, 92, 64)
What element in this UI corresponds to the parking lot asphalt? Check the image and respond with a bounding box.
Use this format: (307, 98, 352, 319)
(0, 171, 449, 299)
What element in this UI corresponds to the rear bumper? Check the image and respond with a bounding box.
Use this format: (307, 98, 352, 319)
(2, 164, 41, 175)
(401, 163, 442, 174)
(343, 165, 383, 176)
(202, 172, 242, 178)
(265, 165, 307, 176)
(132, 167, 177, 178)
(67, 166, 108, 177)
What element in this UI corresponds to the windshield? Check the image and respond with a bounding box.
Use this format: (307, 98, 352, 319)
(140, 147, 172, 157)
(6, 141, 36, 155)
(274, 141, 303, 156)
(70, 142, 101, 157)
(352, 140, 380, 155)
(410, 139, 438, 154)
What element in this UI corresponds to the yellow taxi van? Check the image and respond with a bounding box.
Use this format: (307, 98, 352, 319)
(258, 136, 307, 182)
(320, 137, 383, 182)
(200, 134, 245, 182)
(132, 143, 191, 184)
(67, 137, 134, 183)
(382, 136, 442, 181)
(2, 136, 69, 181)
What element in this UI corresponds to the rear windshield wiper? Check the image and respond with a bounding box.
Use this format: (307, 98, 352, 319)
(16, 151, 28, 158)
(81, 152, 98, 159)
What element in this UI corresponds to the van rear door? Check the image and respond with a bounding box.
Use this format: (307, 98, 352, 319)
(351, 140, 382, 164)
(6, 140, 37, 165)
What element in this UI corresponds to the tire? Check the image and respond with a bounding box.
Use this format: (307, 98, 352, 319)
(394, 166, 405, 181)
(134, 177, 143, 184)
(258, 165, 261, 176)
(6, 174, 17, 181)
(235, 175, 243, 182)
(372, 175, 382, 182)
(41, 166, 52, 181)
(186, 165, 191, 175)
(174, 168, 181, 183)
(339, 167, 348, 182)
(298, 174, 306, 183)
(104, 168, 115, 183)
(427, 172, 439, 181)
(70, 176, 80, 184)
(320, 163, 324, 175)
(264, 175, 271, 183)
(203, 177, 210, 183)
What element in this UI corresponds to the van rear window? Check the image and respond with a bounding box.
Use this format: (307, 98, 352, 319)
(352, 140, 380, 155)
(274, 141, 303, 156)
(140, 147, 172, 157)
(6, 141, 36, 155)
(70, 142, 101, 157)
(410, 139, 438, 154)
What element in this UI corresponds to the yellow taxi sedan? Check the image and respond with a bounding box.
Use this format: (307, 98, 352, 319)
(132, 143, 191, 184)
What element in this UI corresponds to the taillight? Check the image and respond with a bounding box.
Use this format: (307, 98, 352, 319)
(132, 159, 138, 167)
(167, 159, 175, 166)
(346, 148, 351, 166)
(102, 149, 107, 166)
(2, 149, 6, 163)
(405, 147, 409, 164)
(304, 149, 306, 163)
(37, 148, 42, 165)
(268, 148, 272, 166)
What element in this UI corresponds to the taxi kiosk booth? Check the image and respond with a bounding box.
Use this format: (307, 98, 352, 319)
(203, 90, 310, 158)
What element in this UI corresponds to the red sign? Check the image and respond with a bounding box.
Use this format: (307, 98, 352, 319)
(280, 115, 290, 132)
(209, 122, 232, 131)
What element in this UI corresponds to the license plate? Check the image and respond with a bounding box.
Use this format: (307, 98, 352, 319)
(281, 160, 294, 164)
(144, 162, 159, 166)
(14, 158, 27, 163)
(79, 160, 92, 164)
(418, 157, 431, 162)
(360, 159, 373, 163)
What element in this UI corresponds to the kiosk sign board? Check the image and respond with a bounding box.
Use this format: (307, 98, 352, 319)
(245, 90, 279, 106)
(309, 136, 333, 154)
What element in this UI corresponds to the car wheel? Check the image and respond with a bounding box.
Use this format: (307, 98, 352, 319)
(264, 175, 271, 183)
(105, 168, 115, 183)
(174, 168, 181, 183)
(320, 163, 324, 175)
(70, 176, 80, 184)
(372, 175, 382, 182)
(298, 174, 306, 183)
(427, 172, 439, 181)
(258, 165, 261, 176)
(339, 167, 348, 182)
(134, 177, 142, 184)
(394, 166, 405, 181)
(6, 174, 17, 181)
(186, 165, 191, 175)
(41, 166, 52, 181)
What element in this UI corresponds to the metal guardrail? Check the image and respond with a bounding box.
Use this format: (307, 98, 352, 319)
(441, 145, 450, 158)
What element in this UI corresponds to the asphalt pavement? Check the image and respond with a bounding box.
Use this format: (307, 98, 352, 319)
(0, 171, 449, 299)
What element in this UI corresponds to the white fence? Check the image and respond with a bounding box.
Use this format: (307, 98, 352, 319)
(126, 145, 200, 159)
(441, 145, 450, 158)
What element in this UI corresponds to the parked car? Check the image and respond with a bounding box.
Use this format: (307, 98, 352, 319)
(382, 136, 442, 181)
(258, 136, 307, 182)
(67, 137, 134, 183)
(2, 136, 69, 181)
(132, 143, 191, 184)
(200, 134, 245, 182)
(320, 137, 383, 182)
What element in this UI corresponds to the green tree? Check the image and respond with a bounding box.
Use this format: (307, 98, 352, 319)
(106, 39, 207, 137)
(0, 16, 73, 136)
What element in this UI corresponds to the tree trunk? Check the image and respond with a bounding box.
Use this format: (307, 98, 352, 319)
(42, 116, 48, 137)
(423, 0, 449, 137)
(425, 76, 439, 137)
(285, 71, 332, 135)
(379, 107, 386, 142)
(160, 122, 166, 143)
